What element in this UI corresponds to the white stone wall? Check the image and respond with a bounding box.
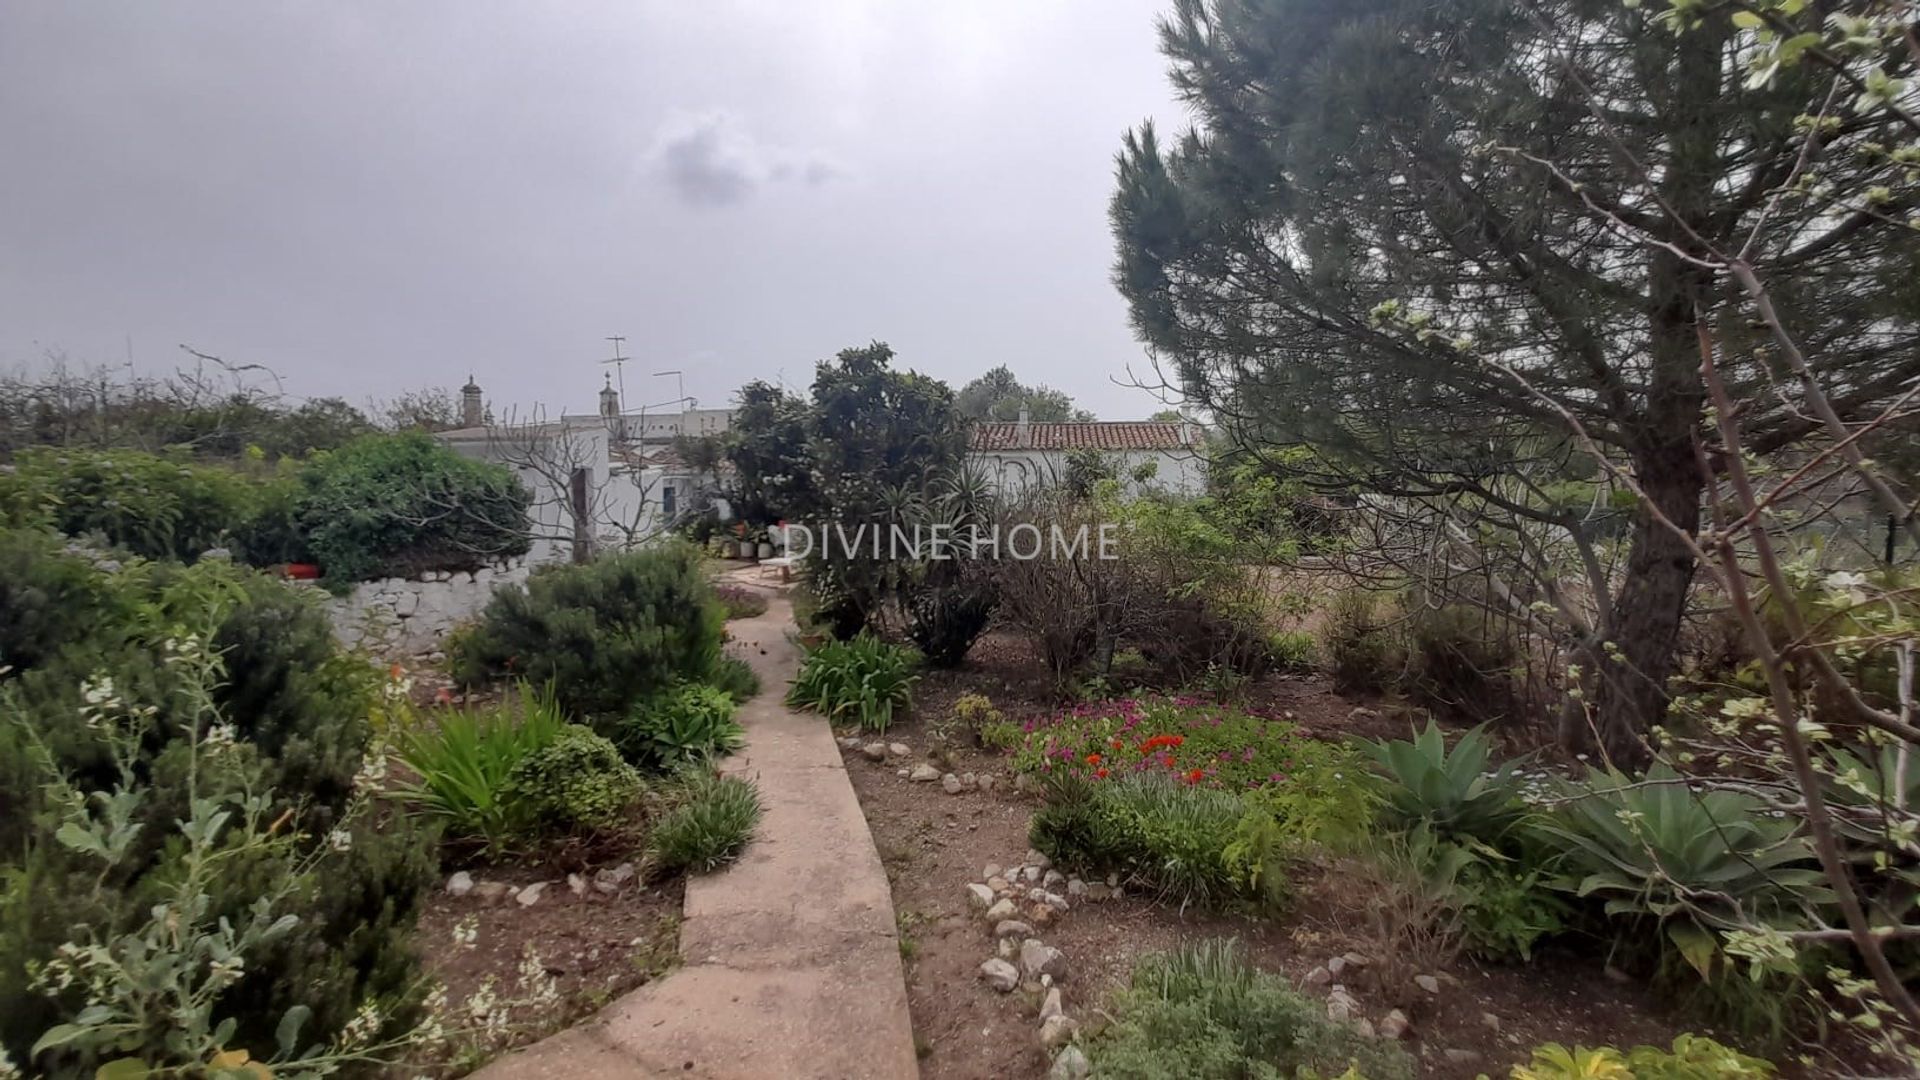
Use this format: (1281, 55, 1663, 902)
(327, 558, 532, 656)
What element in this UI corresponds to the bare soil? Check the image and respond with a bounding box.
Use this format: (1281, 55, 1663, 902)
(844, 632, 1758, 1080)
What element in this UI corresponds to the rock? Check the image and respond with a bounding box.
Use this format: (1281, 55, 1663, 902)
(942, 773, 964, 795)
(1039, 987, 1063, 1022)
(961, 772, 978, 790)
(1603, 964, 1632, 984)
(1022, 866, 1043, 885)
(1027, 886, 1048, 904)
(897, 769, 910, 778)
(888, 742, 911, 757)
(979, 958, 1020, 992)
(1353, 1019, 1376, 1038)
(1020, 939, 1069, 981)
(1326, 995, 1354, 1023)
(861, 742, 888, 762)
(1027, 849, 1052, 871)
(446, 871, 474, 897)
(1083, 883, 1111, 903)
(978, 773, 997, 792)
(837, 736, 862, 750)
(966, 883, 995, 911)
(1028, 903, 1057, 927)
(1327, 956, 1347, 977)
(1379, 1009, 1411, 1039)
(995, 920, 1033, 939)
(1414, 974, 1441, 994)
(1038, 1014, 1078, 1051)
(1348, 706, 1380, 722)
(998, 937, 1018, 959)
(909, 764, 942, 782)
(515, 882, 548, 907)
(1043, 869, 1065, 889)
(1443, 1049, 1483, 1067)
(594, 863, 636, 894)
(983, 863, 1003, 880)
(567, 872, 588, 896)
(1066, 878, 1086, 898)
(1041, 891, 1069, 911)
(987, 876, 1010, 892)
(1341, 951, 1371, 968)
(984, 899, 1018, 922)
(1302, 965, 1331, 988)
(1481, 1011, 1501, 1032)
(1049, 1045, 1090, 1080)
(473, 881, 512, 903)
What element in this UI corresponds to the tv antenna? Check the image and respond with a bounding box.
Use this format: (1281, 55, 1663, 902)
(601, 335, 629, 411)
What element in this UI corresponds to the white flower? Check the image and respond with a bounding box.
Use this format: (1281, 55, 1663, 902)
(204, 722, 238, 750)
(327, 828, 354, 853)
(451, 916, 479, 949)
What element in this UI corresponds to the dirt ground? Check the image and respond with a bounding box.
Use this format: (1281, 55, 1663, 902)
(843, 632, 1754, 1080)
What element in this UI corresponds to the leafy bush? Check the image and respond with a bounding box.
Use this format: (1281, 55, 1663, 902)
(1540, 765, 1830, 979)
(708, 655, 761, 703)
(1403, 600, 1517, 722)
(1459, 863, 1568, 963)
(1320, 590, 1399, 693)
(1361, 721, 1528, 848)
(391, 688, 567, 851)
(500, 724, 644, 834)
(1267, 630, 1317, 673)
(0, 448, 256, 561)
(1085, 939, 1413, 1080)
(648, 772, 763, 873)
(297, 432, 530, 584)
(951, 692, 1005, 748)
(450, 543, 726, 720)
(618, 684, 744, 768)
(227, 469, 310, 566)
(1010, 697, 1374, 844)
(1509, 1035, 1773, 1079)
(0, 529, 138, 675)
(711, 583, 769, 620)
(905, 580, 996, 667)
(785, 635, 919, 732)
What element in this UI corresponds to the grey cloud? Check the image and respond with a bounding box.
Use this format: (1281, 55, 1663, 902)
(651, 110, 841, 207)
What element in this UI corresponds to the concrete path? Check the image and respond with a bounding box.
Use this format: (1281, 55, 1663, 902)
(473, 586, 920, 1080)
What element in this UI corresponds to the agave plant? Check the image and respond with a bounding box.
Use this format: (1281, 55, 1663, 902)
(1361, 721, 1529, 848)
(1539, 765, 1831, 977)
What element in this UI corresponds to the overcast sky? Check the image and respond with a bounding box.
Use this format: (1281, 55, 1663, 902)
(0, 2, 1190, 421)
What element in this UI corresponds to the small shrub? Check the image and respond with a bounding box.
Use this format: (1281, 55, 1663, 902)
(501, 724, 644, 834)
(1510, 1035, 1773, 1079)
(618, 684, 744, 768)
(707, 656, 761, 703)
(1320, 589, 1398, 693)
(1403, 600, 1517, 722)
(905, 580, 996, 668)
(648, 772, 762, 873)
(1267, 630, 1317, 673)
(451, 542, 726, 720)
(1085, 939, 1414, 1080)
(711, 583, 769, 620)
(1458, 864, 1567, 963)
(297, 432, 530, 584)
(951, 692, 1004, 748)
(785, 635, 918, 732)
(391, 687, 567, 851)
(0, 448, 255, 562)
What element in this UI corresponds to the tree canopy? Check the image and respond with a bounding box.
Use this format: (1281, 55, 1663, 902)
(955, 365, 1093, 422)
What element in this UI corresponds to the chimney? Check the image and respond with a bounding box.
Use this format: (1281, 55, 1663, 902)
(1016, 405, 1031, 448)
(599, 374, 621, 420)
(460, 375, 483, 428)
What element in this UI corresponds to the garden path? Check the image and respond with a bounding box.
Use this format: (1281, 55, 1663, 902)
(472, 580, 920, 1079)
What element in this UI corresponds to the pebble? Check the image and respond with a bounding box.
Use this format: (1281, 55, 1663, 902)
(979, 958, 1020, 992)
(978, 774, 997, 792)
(837, 736, 862, 750)
(1065, 878, 1086, 898)
(1049, 1045, 1090, 1080)
(1327, 956, 1347, 977)
(1414, 974, 1441, 994)
(567, 872, 588, 896)
(1038, 1014, 1078, 1051)
(1380, 1009, 1410, 1039)
(1022, 866, 1043, 885)
(998, 937, 1018, 959)
(1020, 939, 1069, 981)
(909, 764, 941, 782)
(1481, 1011, 1501, 1032)
(1353, 1018, 1375, 1038)
(994, 920, 1033, 939)
(1341, 951, 1370, 968)
(984, 898, 1017, 922)
(1444, 1049, 1483, 1066)
(1082, 883, 1110, 903)
(473, 881, 511, 903)
(966, 883, 995, 911)
(983, 863, 1003, 880)
(1302, 965, 1331, 988)
(1040, 891, 1069, 911)
(1043, 870, 1065, 889)
(446, 871, 474, 897)
(515, 882, 548, 907)
(942, 773, 964, 795)
(960, 772, 977, 790)
(896, 768, 910, 778)
(1349, 706, 1380, 722)
(1039, 987, 1063, 1022)
(987, 876, 1010, 892)
(1027, 850, 1052, 871)
(888, 742, 911, 757)
(594, 863, 636, 893)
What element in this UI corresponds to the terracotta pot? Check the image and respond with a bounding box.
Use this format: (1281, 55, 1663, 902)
(284, 563, 322, 580)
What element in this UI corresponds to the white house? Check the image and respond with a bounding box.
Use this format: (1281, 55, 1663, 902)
(967, 412, 1208, 496)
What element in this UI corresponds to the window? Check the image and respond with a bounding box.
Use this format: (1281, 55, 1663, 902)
(662, 483, 676, 517)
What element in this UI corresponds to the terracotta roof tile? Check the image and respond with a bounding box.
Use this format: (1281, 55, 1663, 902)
(968, 421, 1198, 452)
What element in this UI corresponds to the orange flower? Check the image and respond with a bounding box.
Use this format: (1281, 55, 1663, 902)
(1085, 752, 1103, 766)
(1095, 768, 1109, 779)
(1185, 768, 1205, 784)
(389, 663, 404, 680)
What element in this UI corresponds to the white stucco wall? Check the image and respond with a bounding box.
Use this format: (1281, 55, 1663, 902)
(327, 558, 532, 656)
(968, 448, 1208, 498)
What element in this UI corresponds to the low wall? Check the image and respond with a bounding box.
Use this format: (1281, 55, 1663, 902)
(327, 558, 531, 656)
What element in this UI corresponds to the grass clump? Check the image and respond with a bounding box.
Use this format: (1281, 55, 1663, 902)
(648, 772, 763, 874)
(785, 634, 918, 732)
(618, 683, 745, 768)
(1087, 939, 1413, 1080)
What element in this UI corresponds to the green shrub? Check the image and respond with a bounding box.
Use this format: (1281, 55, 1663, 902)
(618, 684, 744, 768)
(708, 655, 761, 703)
(1458, 863, 1567, 963)
(1085, 940, 1413, 1080)
(450, 543, 726, 720)
(0, 448, 256, 562)
(1540, 765, 1830, 980)
(905, 580, 996, 668)
(648, 772, 762, 873)
(1320, 589, 1398, 693)
(1510, 1034, 1773, 1079)
(1267, 630, 1317, 673)
(391, 688, 567, 851)
(785, 635, 918, 733)
(0, 529, 138, 675)
(297, 432, 529, 584)
(227, 469, 310, 566)
(1361, 721, 1528, 848)
(501, 724, 644, 834)
(1403, 600, 1517, 722)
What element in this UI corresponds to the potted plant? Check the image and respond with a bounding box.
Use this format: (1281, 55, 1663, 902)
(755, 526, 773, 561)
(735, 522, 754, 560)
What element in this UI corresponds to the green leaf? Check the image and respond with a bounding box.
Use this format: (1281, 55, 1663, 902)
(95, 1060, 152, 1080)
(32, 1023, 89, 1055)
(1668, 921, 1719, 980)
(54, 822, 109, 859)
(1730, 10, 1763, 28)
